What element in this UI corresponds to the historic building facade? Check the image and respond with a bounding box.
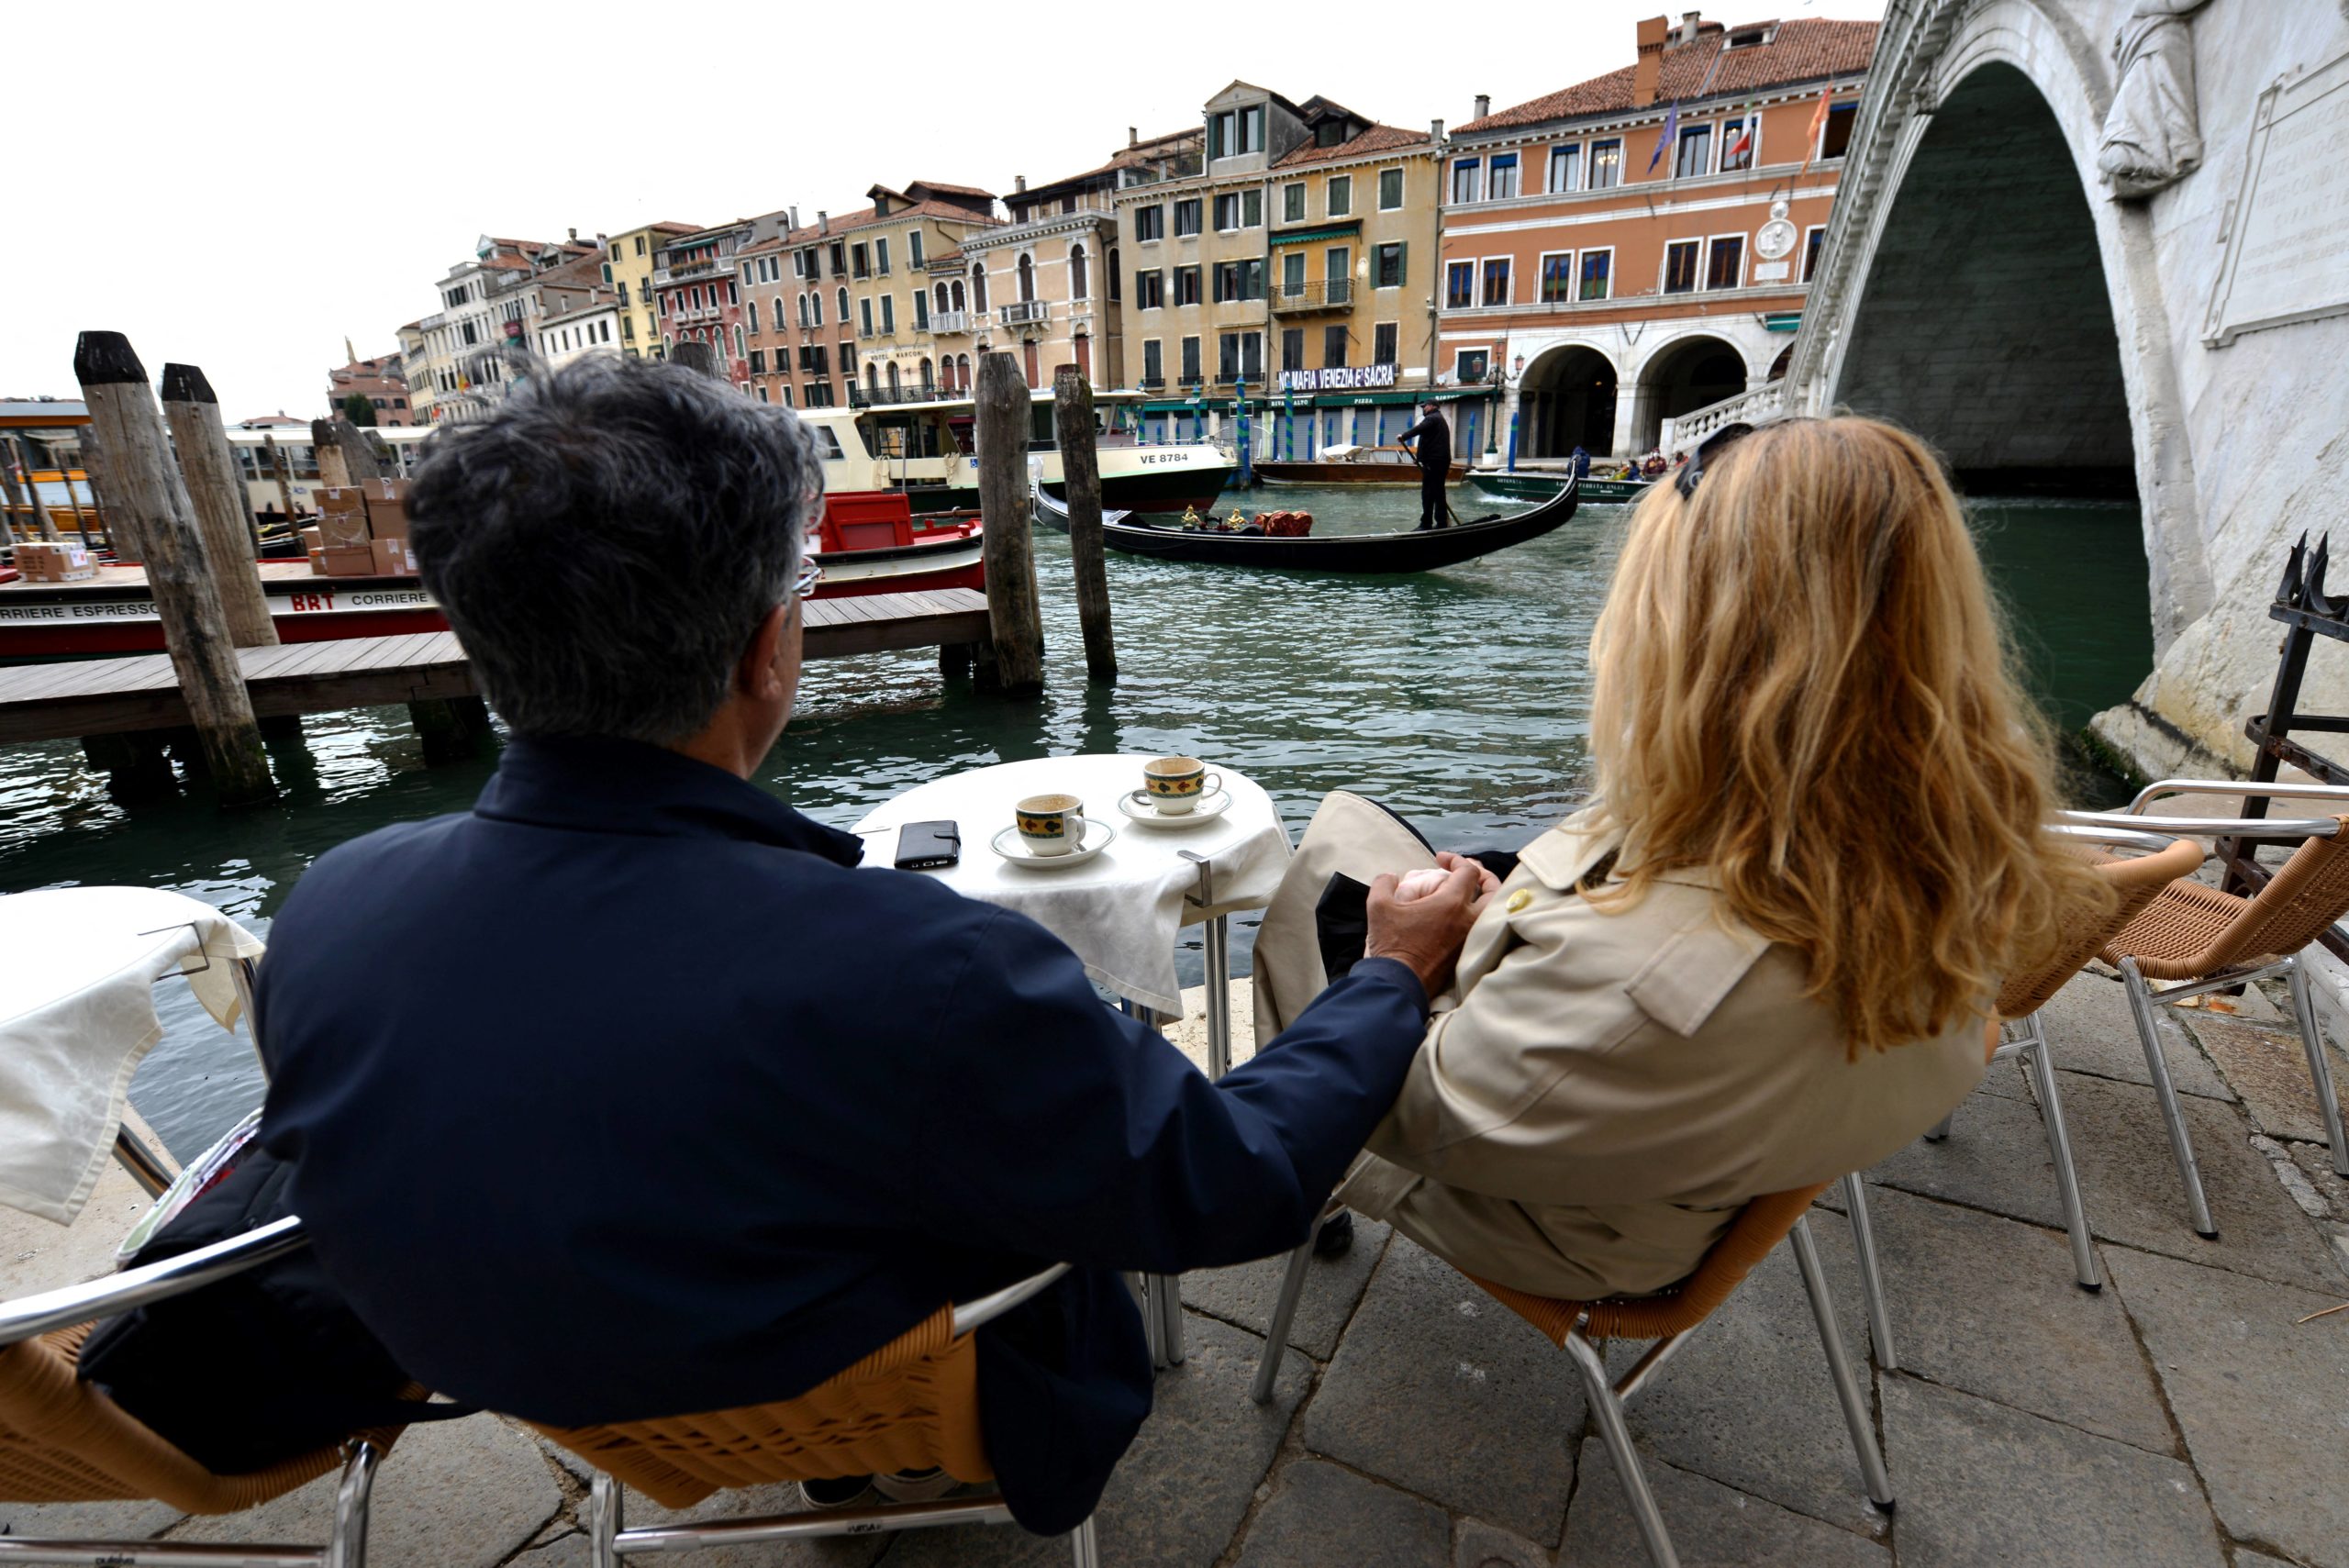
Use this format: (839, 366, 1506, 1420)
(1437, 11, 1873, 461)
(654, 221, 756, 391)
(603, 221, 700, 361)
(411, 234, 598, 422)
(324, 352, 412, 426)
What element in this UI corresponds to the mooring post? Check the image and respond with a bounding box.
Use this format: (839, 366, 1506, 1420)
(974, 351, 1044, 694)
(262, 434, 298, 519)
(72, 331, 274, 805)
(310, 418, 350, 489)
(0, 456, 24, 545)
(1051, 365, 1117, 684)
(160, 365, 277, 649)
(671, 340, 720, 379)
(311, 417, 382, 487)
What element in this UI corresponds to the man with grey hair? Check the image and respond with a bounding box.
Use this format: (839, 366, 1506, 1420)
(252, 358, 1482, 1536)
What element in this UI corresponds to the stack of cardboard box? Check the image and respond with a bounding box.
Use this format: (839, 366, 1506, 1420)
(312, 479, 417, 578)
(13, 541, 100, 582)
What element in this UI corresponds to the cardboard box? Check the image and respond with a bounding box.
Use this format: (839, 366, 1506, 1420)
(297, 526, 323, 551)
(317, 508, 371, 549)
(316, 485, 368, 517)
(15, 542, 97, 582)
(362, 478, 413, 541)
(306, 549, 327, 573)
(318, 544, 377, 578)
(369, 537, 417, 576)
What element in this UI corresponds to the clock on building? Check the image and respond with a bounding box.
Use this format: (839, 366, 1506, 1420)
(1755, 200, 1799, 262)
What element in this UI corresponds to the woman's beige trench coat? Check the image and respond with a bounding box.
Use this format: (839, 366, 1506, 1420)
(1253, 794, 1987, 1299)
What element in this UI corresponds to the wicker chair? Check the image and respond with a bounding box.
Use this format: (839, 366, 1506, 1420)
(529, 1264, 1099, 1567)
(0, 1217, 398, 1567)
(1248, 1190, 1881, 1568)
(1838, 826, 2210, 1346)
(2080, 783, 2349, 1236)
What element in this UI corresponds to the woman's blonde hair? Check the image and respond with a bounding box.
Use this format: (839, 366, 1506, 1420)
(1586, 416, 2109, 1051)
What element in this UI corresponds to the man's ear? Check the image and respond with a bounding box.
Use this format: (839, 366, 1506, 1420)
(737, 601, 796, 700)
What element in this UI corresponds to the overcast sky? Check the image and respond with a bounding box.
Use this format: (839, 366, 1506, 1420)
(5, 0, 1883, 418)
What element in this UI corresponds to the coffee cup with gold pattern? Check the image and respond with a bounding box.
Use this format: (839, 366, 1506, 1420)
(1131, 757, 1221, 816)
(1015, 793, 1085, 856)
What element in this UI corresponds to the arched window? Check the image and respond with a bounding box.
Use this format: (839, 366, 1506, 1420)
(1017, 253, 1036, 304)
(920, 357, 935, 391)
(1069, 245, 1087, 300)
(733, 326, 746, 360)
(934, 282, 950, 314)
(1108, 246, 1121, 303)
(866, 363, 880, 394)
(952, 279, 966, 312)
(971, 262, 987, 314)
(885, 362, 900, 395)
(958, 353, 973, 389)
(837, 286, 850, 322)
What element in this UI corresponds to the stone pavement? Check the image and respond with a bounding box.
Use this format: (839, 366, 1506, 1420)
(5, 972, 2346, 1566)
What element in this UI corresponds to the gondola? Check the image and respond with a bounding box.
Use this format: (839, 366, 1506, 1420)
(1467, 469, 1653, 505)
(1030, 477, 1577, 573)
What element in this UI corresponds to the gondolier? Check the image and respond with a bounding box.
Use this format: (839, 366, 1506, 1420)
(1396, 402, 1453, 530)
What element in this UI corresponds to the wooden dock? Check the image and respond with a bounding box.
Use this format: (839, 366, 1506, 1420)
(0, 588, 989, 744)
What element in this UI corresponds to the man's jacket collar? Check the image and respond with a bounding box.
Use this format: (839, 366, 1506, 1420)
(475, 735, 865, 865)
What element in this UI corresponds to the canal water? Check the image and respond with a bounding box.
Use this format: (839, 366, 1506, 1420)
(0, 485, 2152, 1160)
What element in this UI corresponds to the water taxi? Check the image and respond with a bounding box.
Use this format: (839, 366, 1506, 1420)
(804, 391, 1232, 515)
(1467, 469, 1655, 505)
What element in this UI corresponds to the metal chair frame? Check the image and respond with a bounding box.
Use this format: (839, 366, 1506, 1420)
(2076, 786, 2349, 1233)
(579, 1263, 1098, 1568)
(1247, 1210, 1888, 1568)
(0, 1218, 384, 1568)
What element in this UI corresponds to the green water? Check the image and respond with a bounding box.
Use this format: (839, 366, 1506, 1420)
(0, 488, 2152, 1158)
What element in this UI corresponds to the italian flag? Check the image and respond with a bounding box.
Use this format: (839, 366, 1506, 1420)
(1726, 105, 1755, 161)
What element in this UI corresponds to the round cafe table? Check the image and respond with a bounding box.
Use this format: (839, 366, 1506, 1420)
(853, 753, 1292, 1374)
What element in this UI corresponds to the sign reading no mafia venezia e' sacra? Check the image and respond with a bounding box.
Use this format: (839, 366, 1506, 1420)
(1275, 364, 1401, 395)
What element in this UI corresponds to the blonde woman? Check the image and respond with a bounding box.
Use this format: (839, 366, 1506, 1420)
(1326, 416, 2112, 1299)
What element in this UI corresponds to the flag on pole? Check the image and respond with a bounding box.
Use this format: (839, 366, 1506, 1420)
(1725, 100, 1755, 162)
(1647, 99, 1681, 174)
(1796, 87, 1833, 180)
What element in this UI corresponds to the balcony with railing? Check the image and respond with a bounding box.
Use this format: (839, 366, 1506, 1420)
(1138, 375, 1166, 392)
(849, 383, 952, 408)
(1271, 278, 1353, 315)
(999, 299, 1051, 327)
(930, 309, 970, 335)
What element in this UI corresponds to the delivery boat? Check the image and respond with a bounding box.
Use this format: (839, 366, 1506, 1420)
(0, 491, 982, 660)
(1467, 469, 1653, 505)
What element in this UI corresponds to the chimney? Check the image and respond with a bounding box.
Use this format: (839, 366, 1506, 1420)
(1633, 14, 1670, 105)
(567, 226, 577, 242)
(1129, 126, 1139, 148)
(818, 210, 829, 234)
(1474, 94, 1490, 120)
(1679, 9, 1702, 43)
(1431, 117, 1445, 143)
(790, 206, 800, 229)
(1015, 174, 1027, 193)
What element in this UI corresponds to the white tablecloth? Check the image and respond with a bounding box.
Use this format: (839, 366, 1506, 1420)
(0, 887, 263, 1225)
(852, 754, 1290, 1017)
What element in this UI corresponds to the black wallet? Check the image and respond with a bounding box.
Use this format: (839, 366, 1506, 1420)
(895, 819, 962, 870)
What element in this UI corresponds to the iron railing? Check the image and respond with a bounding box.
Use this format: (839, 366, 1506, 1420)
(1000, 300, 1051, 326)
(1271, 278, 1353, 313)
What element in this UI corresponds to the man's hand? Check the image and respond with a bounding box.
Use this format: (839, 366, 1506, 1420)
(1434, 851, 1503, 908)
(1365, 862, 1486, 998)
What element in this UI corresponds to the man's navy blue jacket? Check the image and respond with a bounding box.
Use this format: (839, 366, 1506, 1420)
(255, 737, 1430, 1533)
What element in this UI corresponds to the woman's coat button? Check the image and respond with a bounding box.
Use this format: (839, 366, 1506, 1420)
(1505, 889, 1534, 914)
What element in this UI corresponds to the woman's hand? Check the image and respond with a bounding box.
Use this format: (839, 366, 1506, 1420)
(1434, 851, 1504, 913)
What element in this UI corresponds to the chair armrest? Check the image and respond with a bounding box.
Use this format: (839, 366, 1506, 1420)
(2048, 818, 2204, 856)
(2063, 808, 2341, 841)
(952, 1263, 1072, 1336)
(0, 1216, 306, 1347)
(2124, 778, 2349, 816)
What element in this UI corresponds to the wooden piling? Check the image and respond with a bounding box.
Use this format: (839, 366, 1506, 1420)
(311, 417, 382, 488)
(974, 351, 1044, 694)
(671, 340, 720, 379)
(161, 364, 277, 649)
(262, 434, 298, 520)
(1051, 366, 1117, 684)
(0, 453, 29, 544)
(72, 331, 274, 805)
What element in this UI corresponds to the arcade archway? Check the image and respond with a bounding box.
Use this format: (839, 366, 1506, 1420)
(1631, 334, 1745, 454)
(1518, 346, 1619, 459)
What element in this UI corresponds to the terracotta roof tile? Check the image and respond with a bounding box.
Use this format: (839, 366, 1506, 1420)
(1275, 122, 1434, 168)
(1459, 17, 1876, 133)
(910, 179, 993, 199)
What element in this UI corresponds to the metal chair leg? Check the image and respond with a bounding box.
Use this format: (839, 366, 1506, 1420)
(587, 1471, 622, 1568)
(1068, 1514, 1101, 1568)
(2284, 957, 2349, 1177)
(1563, 1330, 1681, 1568)
(1841, 1174, 1898, 1371)
(2018, 1016, 2101, 1288)
(1133, 1273, 1165, 1367)
(323, 1439, 382, 1568)
(1158, 1272, 1186, 1365)
(2120, 958, 2217, 1235)
(1250, 1226, 1321, 1404)
(1922, 1112, 1955, 1142)
(1788, 1218, 1894, 1507)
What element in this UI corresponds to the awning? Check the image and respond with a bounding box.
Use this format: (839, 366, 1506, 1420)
(1268, 223, 1363, 247)
(1765, 312, 1803, 332)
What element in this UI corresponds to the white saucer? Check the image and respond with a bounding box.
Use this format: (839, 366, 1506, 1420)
(1116, 787, 1233, 828)
(991, 817, 1118, 868)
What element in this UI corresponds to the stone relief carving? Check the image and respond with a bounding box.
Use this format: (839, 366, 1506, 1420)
(2098, 0, 2217, 199)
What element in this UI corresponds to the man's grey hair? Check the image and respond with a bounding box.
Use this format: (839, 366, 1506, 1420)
(407, 356, 821, 745)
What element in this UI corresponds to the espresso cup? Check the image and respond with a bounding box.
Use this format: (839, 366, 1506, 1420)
(1016, 793, 1085, 856)
(1134, 756, 1220, 815)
